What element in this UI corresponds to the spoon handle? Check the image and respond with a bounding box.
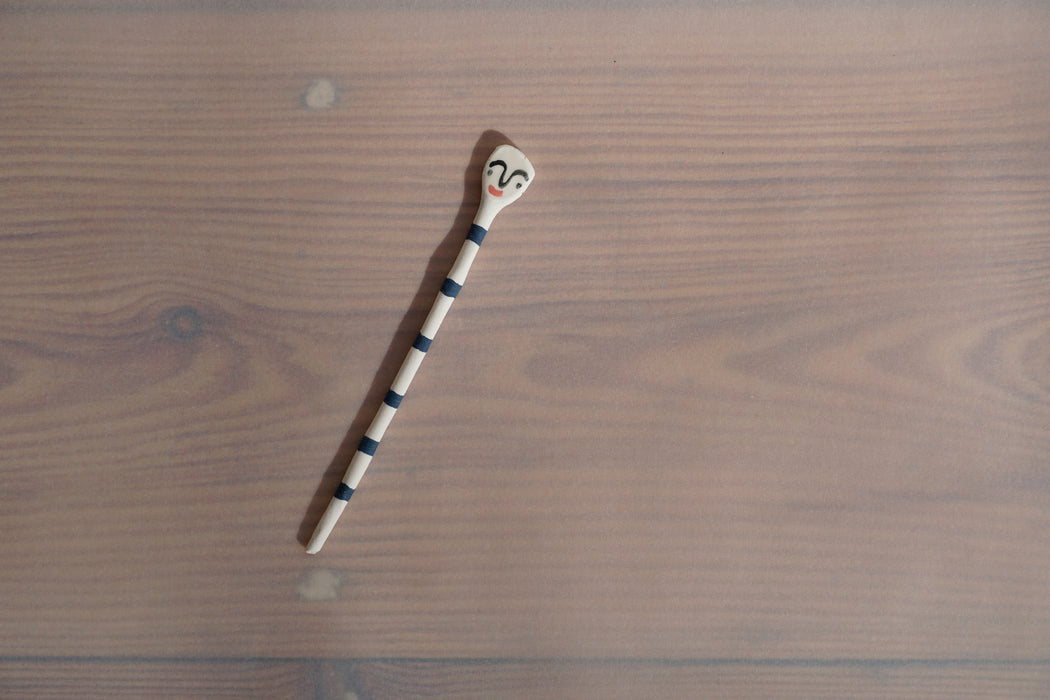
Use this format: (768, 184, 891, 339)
(305, 224, 487, 554)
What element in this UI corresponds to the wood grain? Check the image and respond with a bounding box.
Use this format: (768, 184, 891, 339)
(3, 658, 1050, 699)
(340, 660, 1050, 700)
(2, 1, 1049, 695)
(0, 659, 318, 700)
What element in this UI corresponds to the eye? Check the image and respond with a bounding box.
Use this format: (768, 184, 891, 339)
(487, 169, 493, 175)
(516, 183, 522, 189)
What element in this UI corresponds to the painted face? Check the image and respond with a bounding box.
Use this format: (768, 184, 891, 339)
(481, 145, 535, 206)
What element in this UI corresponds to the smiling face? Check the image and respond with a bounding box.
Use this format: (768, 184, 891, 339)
(481, 145, 534, 206)
(473, 144, 535, 229)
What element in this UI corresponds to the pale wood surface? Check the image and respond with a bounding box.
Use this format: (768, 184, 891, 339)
(2, 1, 1049, 696)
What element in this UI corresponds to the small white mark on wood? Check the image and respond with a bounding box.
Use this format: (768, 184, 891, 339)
(303, 78, 338, 109)
(297, 568, 342, 601)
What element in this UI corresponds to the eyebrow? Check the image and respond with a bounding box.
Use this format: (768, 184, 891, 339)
(488, 159, 530, 185)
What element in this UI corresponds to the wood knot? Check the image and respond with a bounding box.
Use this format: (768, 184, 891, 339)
(296, 568, 343, 601)
(302, 78, 338, 109)
(162, 305, 203, 340)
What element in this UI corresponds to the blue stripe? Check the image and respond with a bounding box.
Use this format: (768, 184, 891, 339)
(334, 483, 354, 501)
(358, 436, 379, 455)
(384, 389, 403, 409)
(440, 278, 462, 298)
(413, 333, 432, 352)
(466, 223, 487, 244)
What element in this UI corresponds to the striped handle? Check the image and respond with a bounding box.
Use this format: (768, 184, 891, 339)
(305, 223, 487, 553)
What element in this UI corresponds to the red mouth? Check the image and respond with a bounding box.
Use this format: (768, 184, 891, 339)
(488, 184, 503, 197)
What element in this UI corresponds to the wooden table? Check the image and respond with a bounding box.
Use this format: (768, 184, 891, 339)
(3, 2, 1049, 697)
